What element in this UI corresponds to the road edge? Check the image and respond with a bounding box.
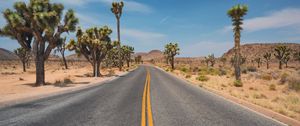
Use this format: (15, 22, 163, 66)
(154, 66, 300, 126)
(0, 68, 136, 108)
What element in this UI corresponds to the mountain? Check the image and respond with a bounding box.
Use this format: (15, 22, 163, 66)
(222, 43, 300, 61)
(134, 50, 164, 61)
(0, 48, 18, 60)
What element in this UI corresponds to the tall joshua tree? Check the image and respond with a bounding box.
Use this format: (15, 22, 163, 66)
(0, 0, 78, 86)
(263, 52, 272, 69)
(164, 43, 180, 70)
(67, 26, 114, 77)
(254, 57, 262, 68)
(122, 45, 134, 67)
(208, 54, 216, 67)
(227, 4, 248, 81)
(274, 46, 291, 69)
(111, 1, 124, 71)
(283, 53, 291, 68)
(55, 37, 68, 69)
(14, 47, 30, 72)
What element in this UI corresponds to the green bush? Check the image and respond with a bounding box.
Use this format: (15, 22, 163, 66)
(199, 67, 219, 75)
(247, 66, 257, 72)
(180, 67, 188, 73)
(269, 84, 276, 91)
(218, 68, 227, 76)
(279, 73, 289, 84)
(63, 78, 73, 84)
(288, 77, 300, 91)
(234, 80, 243, 87)
(196, 75, 209, 81)
(261, 74, 272, 81)
(185, 74, 191, 78)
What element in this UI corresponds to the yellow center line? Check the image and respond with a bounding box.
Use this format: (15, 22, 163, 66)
(141, 68, 154, 126)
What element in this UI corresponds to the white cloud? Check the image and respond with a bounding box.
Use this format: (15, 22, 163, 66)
(223, 8, 300, 32)
(53, 0, 153, 13)
(123, 28, 166, 43)
(181, 41, 233, 57)
(159, 16, 170, 24)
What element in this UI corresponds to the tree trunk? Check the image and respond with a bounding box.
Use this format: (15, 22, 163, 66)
(127, 60, 130, 67)
(257, 62, 260, 68)
(22, 61, 26, 72)
(266, 62, 269, 69)
(285, 62, 288, 68)
(62, 53, 68, 69)
(35, 41, 45, 86)
(234, 35, 241, 81)
(117, 18, 122, 71)
(171, 57, 175, 70)
(279, 61, 282, 69)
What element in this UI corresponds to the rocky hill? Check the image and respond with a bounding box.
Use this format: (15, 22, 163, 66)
(222, 43, 300, 61)
(0, 48, 18, 60)
(134, 50, 164, 61)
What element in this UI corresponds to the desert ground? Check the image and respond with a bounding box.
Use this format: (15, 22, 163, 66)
(155, 61, 300, 122)
(0, 60, 136, 106)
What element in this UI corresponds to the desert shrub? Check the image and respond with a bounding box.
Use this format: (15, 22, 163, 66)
(192, 67, 199, 72)
(261, 74, 272, 81)
(54, 78, 73, 87)
(288, 77, 300, 91)
(279, 73, 289, 84)
(180, 67, 188, 73)
(218, 68, 227, 76)
(269, 84, 276, 91)
(234, 80, 243, 87)
(63, 78, 73, 84)
(185, 74, 191, 78)
(247, 66, 257, 72)
(196, 75, 209, 81)
(241, 67, 247, 74)
(19, 77, 24, 81)
(253, 93, 267, 99)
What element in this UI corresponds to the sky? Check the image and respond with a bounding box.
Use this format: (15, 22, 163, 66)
(0, 0, 300, 57)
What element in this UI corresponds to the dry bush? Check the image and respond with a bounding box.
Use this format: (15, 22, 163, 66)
(261, 73, 272, 81)
(288, 77, 300, 91)
(269, 84, 276, 91)
(279, 73, 289, 84)
(196, 75, 209, 82)
(233, 80, 243, 87)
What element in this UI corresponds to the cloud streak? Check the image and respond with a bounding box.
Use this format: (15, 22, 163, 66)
(224, 8, 300, 32)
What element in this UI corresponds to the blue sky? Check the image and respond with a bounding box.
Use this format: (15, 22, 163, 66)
(1, 0, 300, 57)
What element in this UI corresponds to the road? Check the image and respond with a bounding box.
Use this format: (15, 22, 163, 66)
(0, 65, 285, 126)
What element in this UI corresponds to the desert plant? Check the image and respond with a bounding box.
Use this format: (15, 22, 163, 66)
(263, 52, 272, 69)
(269, 84, 276, 91)
(208, 54, 216, 67)
(227, 4, 248, 82)
(135, 55, 142, 64)
(247, 66, 257, 72)
(294, 51, 300, 63)
(196, 75, 209, 81)
(279, 73, 289, 84)
(261, 74, 272, 81)
(283, 53, 291, 68)
(14, 47, 30, 72)
(288, 77, 300, 91)
(55, 37, 68, 69)
(0, 0, 78, 86)
(164, 43, 180, 70)
(204, 57, 210, 67)
(111, 1, 124, 71)
(274, 45, 291, 69)
(121, 45, 134, 67)
(254, 57, 262, 68)
(67, 26, 114, 77)
(234, 80, 243, 87)
(220, 57, 227, 67)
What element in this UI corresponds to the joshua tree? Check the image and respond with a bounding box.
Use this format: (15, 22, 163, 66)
(274, 46, 291, 69)
(254, 57, 262, 68)
(263, 52, 272, 69)
(55, 37, 68, 69)
(111, 1, 124, 71)
(227, 4, 248, 81)
(204, 57, 210, 67)
(220, 57, 227, 67)
(104, 47, 119, 68)
(208, 54, 216, 67)
(164, 43, 180, 70)
(0, 0, 78, 86)
(283, 53, 291, 68)
(14, 47, 30, 72)
(135, 55, 142, 64)
(121, 45, 134, 67)
(294, 51, 300, 63)
(67, 26, 114, 77)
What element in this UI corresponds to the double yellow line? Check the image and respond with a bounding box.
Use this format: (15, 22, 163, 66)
(141, 68, 154, 126)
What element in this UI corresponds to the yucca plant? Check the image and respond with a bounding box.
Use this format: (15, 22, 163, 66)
(254, 57, 262, 68)
(274, 46, 291, 69)
(111, 1, 124, 71)
(164, 43, 180, 70)
(263, 52, 272, 69)
(227, 4, 248, 82)
(14, 47, 30, 72)
(55, 37, 68, 69)
(67, 26, 114, 77)
(0, 0, 78, 86)
(121, 45, 134, 67)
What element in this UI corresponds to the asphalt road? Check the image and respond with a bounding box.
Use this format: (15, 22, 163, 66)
(0, 65, 285, 126)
